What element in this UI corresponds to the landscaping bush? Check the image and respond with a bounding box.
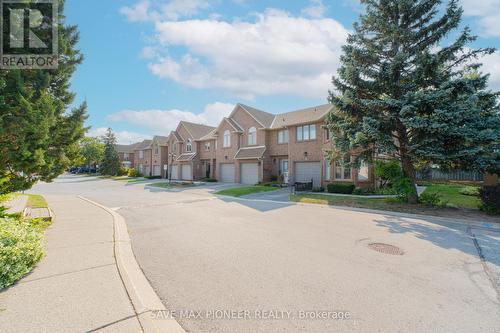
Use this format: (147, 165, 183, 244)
(327, 183, 355, 194)
(145, 176, 161, 180)
(270, 175, 278, 182)
(459, 186, 480, 196)
(375, 159, 403, 187)
(419, 192, 442, 207)
(312, 186, 325, 193)
(202, 178, 217, 182)
(479, 185, 500, 215)
(127, 168, 142, 177)
(352, 187, 375, 196)
(0, 217, 45, 289)
(117, 167, 129, 176)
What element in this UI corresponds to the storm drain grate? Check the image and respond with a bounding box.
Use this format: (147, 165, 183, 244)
(368, 243, 404, 255)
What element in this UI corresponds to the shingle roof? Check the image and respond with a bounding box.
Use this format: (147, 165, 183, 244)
(134, 139, 152, 150)
(170, 131, 183, 142)
(176, 153, 197, 162)
(180, 121, 216, 140)
(271, 104, 333, 129)
(238, 104, 275, 128)
(115, 142, 141, 153)
(153, 135, 169, 146)
(234, 146, 267, 160)
(198, 129, 217, 141)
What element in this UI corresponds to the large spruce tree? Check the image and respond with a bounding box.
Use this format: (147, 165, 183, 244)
(327, 0, 500, 203)
(0, 0, 87, 194)
(99, 129, 121, 176)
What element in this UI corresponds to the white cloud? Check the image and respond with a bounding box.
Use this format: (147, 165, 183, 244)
(107, 102, 235, 134)
(88, 127, 152, 145)
(301, 0, 327, 19)
(145, 9, 348, 99)
(479, 51, 500, 90)
(461, 0, 500, 37)
(120, 0, 210, 22)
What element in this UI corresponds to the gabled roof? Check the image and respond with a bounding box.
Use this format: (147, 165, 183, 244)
(152, 135, 169, 146)
(214, 117, 243, 134)
(169, 131, 183, 142)
(198, 129, 217, 141)
(176, 153, 197, 162)
(238, 104, 275, 128)
(179, 121, 216, 140)
(270, 104, 333, 129)
(134, 139, 152, 150)
(234, 146, 267, 160)
(115, 143, 141, 153)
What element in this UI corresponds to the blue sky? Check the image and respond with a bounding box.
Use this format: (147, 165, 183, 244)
(65, 0, 500, 144)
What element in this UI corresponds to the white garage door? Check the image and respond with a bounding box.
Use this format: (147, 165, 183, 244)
(181, 164, 192, 180)
(220, 164, 235, 183)
(240, 163, 259, 185)
(153, 165, 161, 176)
(170, 165, 179, 180)
(294, 162, 321, 187)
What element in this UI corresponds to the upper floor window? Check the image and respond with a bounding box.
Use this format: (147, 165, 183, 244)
(358, 161, 369, 181)
(248, 127, 257, 145)
(124, 153, 129, 160)
(155, 145, 159, 155)
(278, 129, 289, 144)
(223, 130, 231, 147)
(204, 142, 211, 151)
(139, 150, 144, 159)
(325, 129, 331, 141)
(335, 154, 352, 180)
(296, 124, 316, 141)
(186, 139, 192, 152)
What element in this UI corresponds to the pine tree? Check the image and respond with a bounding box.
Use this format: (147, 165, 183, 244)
(0, 0, 87, 194)
(99, 129, 121, 176)
(327, 0, 500, 203)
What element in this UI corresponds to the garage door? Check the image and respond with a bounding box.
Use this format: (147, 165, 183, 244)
(181, 164, 192, 180)
(220, 164, 235, 183)
(294, 162, 321, 187)
(240, 163, 259, 185)
(170, 165, 179, 180)
(153, 165, 161, 176)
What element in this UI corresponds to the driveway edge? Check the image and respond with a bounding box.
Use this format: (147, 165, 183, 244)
(78, 196, 186, 333)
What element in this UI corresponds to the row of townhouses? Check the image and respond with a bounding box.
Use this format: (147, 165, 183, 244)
(116, 104, 375, 188)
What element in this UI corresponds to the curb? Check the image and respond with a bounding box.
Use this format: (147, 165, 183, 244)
(78, 196, 186, 333)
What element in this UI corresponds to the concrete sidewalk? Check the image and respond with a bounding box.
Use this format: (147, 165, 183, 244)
(0, 195, 142, 333)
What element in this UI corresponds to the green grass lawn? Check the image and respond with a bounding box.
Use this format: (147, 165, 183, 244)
(422, 183, 481, 209)
(24, 194, 48, 209)
(216, 186, 279, 197)
(291, 194, 402, 210)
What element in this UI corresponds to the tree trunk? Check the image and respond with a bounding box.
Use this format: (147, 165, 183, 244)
(400, 154, 418, 204)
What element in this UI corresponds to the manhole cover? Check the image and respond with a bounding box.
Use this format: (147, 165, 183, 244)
(368, 243, 404, 255)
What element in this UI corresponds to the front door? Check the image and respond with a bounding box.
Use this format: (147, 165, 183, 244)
(206, 162, 211, 178)
(281, 160, 289, 184)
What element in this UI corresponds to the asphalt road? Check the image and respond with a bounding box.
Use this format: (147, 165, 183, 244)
(31, 175, 500, 333)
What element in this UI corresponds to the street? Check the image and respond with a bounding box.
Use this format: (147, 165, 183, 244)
(29, 175, 500, 333)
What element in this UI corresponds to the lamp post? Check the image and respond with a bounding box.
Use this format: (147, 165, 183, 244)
(168, 153, 176, 184)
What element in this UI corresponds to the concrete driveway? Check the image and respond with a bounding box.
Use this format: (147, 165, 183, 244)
(29, 175, 500, 333)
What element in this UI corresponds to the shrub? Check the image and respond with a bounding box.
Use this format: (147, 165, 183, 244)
(459, 186, 480, 196)
(352, 187, 375, 196)
(270, 175, 278, 182)
(203, 178, 217, 182)
(375, 159, 403, 187)
(392, 177, 415, 201)
(312, 186, 325, 193)
(419, 192, 442, 207)
(479, 185, 500, 215)
(127, 168, 142, 177)
(145, 175, 161, 180)
(117, 167, 129, 176)
(327, 183, 355, 194)
(0, 217, 45, 289)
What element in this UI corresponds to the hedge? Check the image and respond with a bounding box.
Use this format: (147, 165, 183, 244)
(327, 183, 355, 194)
(0, 217, 45, 289)
(480, 185, 500, 215)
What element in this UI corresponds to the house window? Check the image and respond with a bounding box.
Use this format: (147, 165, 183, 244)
(186, 139, 192, 152)
(223, 130, 231, 147)
(358, 161, 369, 181)
(172, 142, 177, 153)
(296, 124, 316, 141)
(325, 129, 331, 141)
(204, 142, 210, 151)
(124, 153, 129, 160)
(248, 127, 257, 145)
(139, 150, 144, 159)
(155, 145, 159, 155)
(324, 159, 331, 180)
(278, 129, 289, 144)
(335, 155, 352, 180)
